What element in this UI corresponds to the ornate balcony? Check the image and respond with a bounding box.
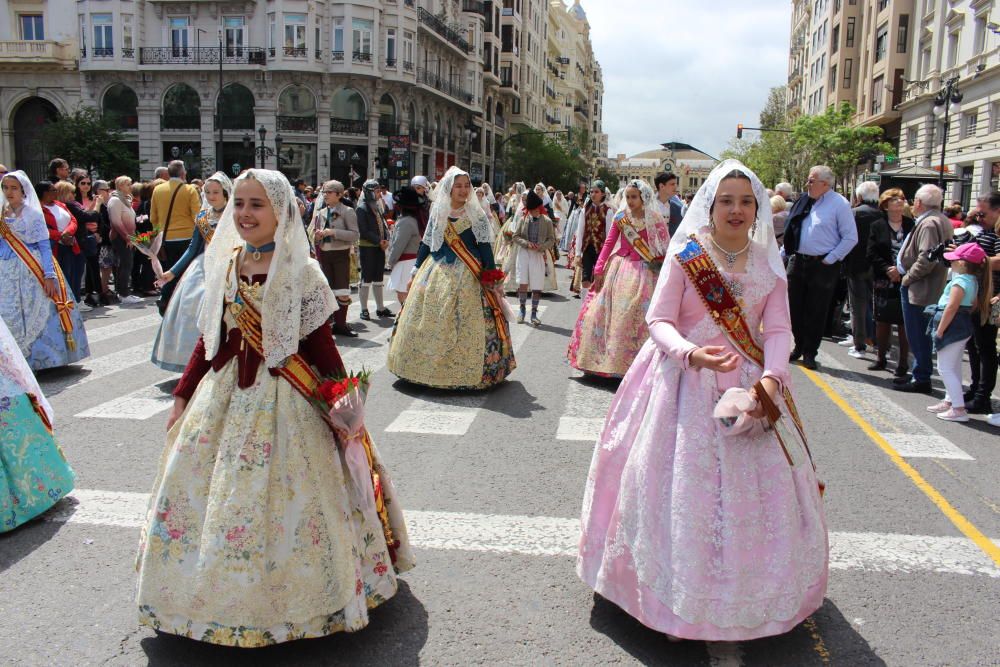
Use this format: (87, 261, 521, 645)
(417, 68, 474, 105)
(0, 40, 77, 70)
(332, 50, 345, 62)
(417, 7, 470, 54)
(277, 116, 318, 133)
(139, 46, 266, 65)
(352, 51, 372, 63)
(283, 46, 307, 58)
(331, 118, 368, 135)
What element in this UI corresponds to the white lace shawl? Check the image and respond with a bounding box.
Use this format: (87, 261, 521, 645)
(1, 171, 49, 244)
(617, 178, 672, 258)
(423, 166, 493, 252)
(198, 169, 336, 369)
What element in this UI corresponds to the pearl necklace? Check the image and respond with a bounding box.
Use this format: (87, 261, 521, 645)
(710, 236, 753, 270)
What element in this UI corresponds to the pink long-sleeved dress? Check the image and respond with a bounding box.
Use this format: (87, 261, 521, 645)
(577, 233, 828, 641)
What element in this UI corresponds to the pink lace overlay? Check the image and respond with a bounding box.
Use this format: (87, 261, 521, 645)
(577, 242, 829, 641)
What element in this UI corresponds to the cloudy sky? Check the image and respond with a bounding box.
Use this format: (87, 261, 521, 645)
(581, 0, 792, 159)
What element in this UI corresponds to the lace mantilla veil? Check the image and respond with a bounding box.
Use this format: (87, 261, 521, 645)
(198, 169, 336, 368)
(667, 159, 785, 280)
(0, 170, 49, 244)
(422, 166, 493, 253)
(618, 178, 670, 257)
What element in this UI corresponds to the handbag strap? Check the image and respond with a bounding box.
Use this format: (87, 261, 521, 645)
(161, 181, 184, 239)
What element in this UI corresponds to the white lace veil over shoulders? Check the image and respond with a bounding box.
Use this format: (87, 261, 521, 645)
(616, 178, 671, 257)
(0, 170, 49, 244)
(422, 166, 492, 252)
(198, 169, 336, 368)
(667, 159, 785, 280)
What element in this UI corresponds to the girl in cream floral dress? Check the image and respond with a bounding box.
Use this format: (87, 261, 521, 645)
(136, 169, 413, 647)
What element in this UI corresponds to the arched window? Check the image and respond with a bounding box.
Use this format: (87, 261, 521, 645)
(331, 88, 367, 135)
(378, 93, 397, 135)
(103, 83, 138, 130)
(12, 97, 59, 182)
(217, 83, 255, 130)
(161, 83, 201, 130)
(277, 84, 317, 132)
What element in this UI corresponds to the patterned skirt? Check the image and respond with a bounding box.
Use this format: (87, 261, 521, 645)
(0, 392, 75, 532)
(136, 361, 414, 647)
(151, 252, 206, 372)
(567, 256, 656, 378)
(388, 258, 515, 390)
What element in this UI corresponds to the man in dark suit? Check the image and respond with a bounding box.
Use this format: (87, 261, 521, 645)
(845, 181, 883, 357)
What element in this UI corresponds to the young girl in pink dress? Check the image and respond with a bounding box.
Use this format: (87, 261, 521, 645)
(567, 179, 670, 378)
(577, 161, 828, 641)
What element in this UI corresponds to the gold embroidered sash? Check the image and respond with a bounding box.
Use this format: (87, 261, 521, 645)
(613, 212, 657, 263)
(194, 210, 215, 245)
(0, 216, 76, 350)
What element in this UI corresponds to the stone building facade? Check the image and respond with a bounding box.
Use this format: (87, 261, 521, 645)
(0, 0, 607, 187)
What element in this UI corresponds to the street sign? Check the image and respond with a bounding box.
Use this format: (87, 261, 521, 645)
(388, 136, 411, 180)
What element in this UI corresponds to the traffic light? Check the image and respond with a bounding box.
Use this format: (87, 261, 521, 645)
(736, 123, 744, 139)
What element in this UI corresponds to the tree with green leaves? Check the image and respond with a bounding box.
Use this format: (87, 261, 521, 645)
(792, 102, 892, 188)
(500, 126, 588, 192)
(40, 105, 141, 180)
(595, 165, 620, 192)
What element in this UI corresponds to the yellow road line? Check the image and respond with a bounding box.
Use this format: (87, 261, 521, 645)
(800, 366, 1000, 567)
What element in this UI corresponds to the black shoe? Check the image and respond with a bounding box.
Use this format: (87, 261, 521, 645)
(360, 310, 371, 321)
(892, 375, 911, 385)
(801, 356, 818, 370)
(84, 293, 99, 307)
(894, 381, 933, 394)
(966, 399, 993, 414)
(332, 325, 358, 338)
(963, 390, 976, 403)
(868, 359, 887, 371)
(375, 308, 394, 318)
(789, 347, 802, 362)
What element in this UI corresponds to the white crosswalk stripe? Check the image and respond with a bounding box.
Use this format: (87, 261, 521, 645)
(83, 313, 162, 343)
(47, 489, 1000, 578)
(816, 350, 975, 460)
(74, 377, 179, 420)
(39, 341, 155, 392)
(556, 376, 615, 441)
(385, 305, 547, 436)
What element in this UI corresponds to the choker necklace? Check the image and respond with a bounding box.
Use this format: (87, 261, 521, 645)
(710, 236, 752, 270)
(245, 241, 276, 261)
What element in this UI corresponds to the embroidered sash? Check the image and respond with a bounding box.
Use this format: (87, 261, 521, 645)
(613, 212, 657, 263)
(443, 222, 512, 345)
(675, 236, 819, 482)
(0, 216, 76, 350)
(194, 210, 215, 245)
(224, 256, 397, 554)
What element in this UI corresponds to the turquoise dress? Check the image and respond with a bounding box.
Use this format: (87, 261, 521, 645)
(0, 315, 75, 532)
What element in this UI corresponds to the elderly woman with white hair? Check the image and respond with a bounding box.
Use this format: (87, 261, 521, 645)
(841, 181, 883, 359)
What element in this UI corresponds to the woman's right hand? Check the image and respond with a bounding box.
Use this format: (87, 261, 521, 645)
(166, 397, 188, 431)
(591, 273, 604, 292)
(690, 345, 740, 373)
(43, 278, 60, 300)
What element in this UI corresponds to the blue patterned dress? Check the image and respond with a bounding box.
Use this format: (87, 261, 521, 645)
(0, 315, 75, 532)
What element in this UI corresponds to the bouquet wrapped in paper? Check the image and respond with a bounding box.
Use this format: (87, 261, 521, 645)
(128, 226, 164, 278)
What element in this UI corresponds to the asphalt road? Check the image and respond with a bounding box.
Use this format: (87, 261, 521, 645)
(2, 264, 998, 666)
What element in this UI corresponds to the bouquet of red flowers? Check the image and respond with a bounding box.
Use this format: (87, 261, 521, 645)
(480, 268, 505, 286)
(128, 225, 164, 277)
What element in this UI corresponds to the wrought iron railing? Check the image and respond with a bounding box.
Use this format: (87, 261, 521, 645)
(495, 115, 506, 129)
(277, 116, 318, 132)
(403, 60, 414, 72)
(332, 50, 345, 62)
(385, 57, 397, 68)
(417, 7, 470, 53)
(418, 68, 474, 105)
(93, 47, 114, 57)
(140, 46, 266, 65)
(462, 0, 486, 15)
(161, 114, 201, 131)
(284, 46, 307, 57)
(353, 51, 372, 63)
(330, 118, 367, 135)
(122, 47, 134, 59)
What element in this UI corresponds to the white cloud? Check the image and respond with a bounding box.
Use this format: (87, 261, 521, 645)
(583, 0, 792, 158)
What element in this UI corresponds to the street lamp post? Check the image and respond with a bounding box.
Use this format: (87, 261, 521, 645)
(932, 76, 962, 192)
(242, 125, 285, 169)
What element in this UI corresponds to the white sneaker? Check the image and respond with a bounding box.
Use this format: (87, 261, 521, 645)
(121, 294, 143, 304)
(848, 348, 866, 359)
(77, 301, 93, 312)
(837, 339, 855, 347)
(987, 413, 1000, 427)
(936, 408, 970, 423)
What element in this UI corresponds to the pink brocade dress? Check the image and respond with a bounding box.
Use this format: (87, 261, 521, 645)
(577, 240, 829, 641)
(567, 218, 666, 378)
